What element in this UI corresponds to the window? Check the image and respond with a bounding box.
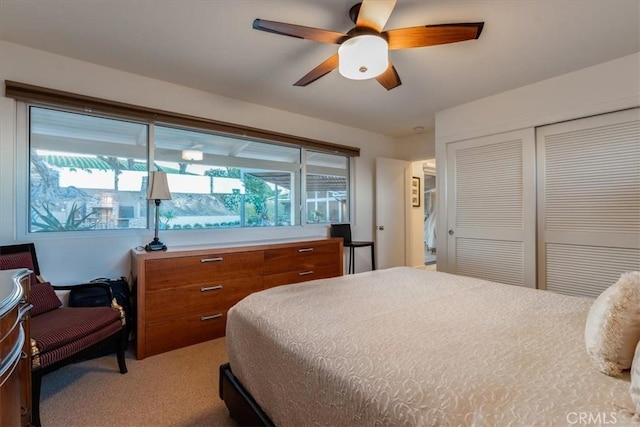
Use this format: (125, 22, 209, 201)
(154, 125, 300, 228)
(305, 151, 349, 224)
(26, 104, 351, 233)
(29, 106, 148, 232)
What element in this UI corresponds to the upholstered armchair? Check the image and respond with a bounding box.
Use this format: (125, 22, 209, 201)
(0, 243, 127, 427)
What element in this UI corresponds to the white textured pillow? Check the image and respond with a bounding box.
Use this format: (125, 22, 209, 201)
(584, 271, 640, 376)
(631, 340, 640, 416)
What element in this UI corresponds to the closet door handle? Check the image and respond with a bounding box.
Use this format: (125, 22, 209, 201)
(298, 248, 314, 253)
(201, 285, 223, 292)
(201, 257, 223, 263)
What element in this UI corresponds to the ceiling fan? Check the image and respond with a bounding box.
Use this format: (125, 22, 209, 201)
(253, 0, 484, 90)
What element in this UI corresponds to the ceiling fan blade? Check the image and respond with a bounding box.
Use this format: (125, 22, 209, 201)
(294, 54, 339, 87)
(355, 0, 397, 33)
(385, 23, 484, 50)
(375, 63, 402, 91)
(253, 19, 347, 44)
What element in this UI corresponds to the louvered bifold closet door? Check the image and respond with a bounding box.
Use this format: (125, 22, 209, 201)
(537, 108, 640, 298)
(446, 129, 536, 288)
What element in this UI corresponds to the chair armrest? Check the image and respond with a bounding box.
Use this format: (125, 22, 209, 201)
(51, 281, 115, 301)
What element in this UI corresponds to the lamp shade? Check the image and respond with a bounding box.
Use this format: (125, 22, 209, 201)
(147, 171, 172, 200)
(182, 149, 203, 161)
(338, 35, 388, 80)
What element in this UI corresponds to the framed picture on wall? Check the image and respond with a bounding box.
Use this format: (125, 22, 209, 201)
(411, 176, 420, 207)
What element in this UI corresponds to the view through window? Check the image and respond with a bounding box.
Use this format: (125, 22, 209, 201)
(28, 106, 351, 232)
(29, 107, 148, 232)
(305, 151, 349, 224)
(153, 125, 300, 229)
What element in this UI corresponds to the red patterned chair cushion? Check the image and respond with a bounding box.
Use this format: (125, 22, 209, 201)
(31, 306, 122, 367)
(0, 251, 38, 286)
(30, 282, 62, 317)
(36, 321, 123, 368)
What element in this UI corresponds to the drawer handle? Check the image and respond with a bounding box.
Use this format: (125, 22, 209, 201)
(0, 328, 24, 383)
(18, 304, 33, 319)
(201, 257, 223, 263)
(298, 271, 314, 276)
(20, 351, 28, 359)
(201, 313, 223, 321)
(298, 248, 314, 253)
(201, 285, 223, 292)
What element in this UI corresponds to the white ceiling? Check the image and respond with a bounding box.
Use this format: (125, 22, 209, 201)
(1, 0, 639, 138)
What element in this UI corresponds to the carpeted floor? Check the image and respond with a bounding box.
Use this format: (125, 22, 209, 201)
(40, 337, 237, 427)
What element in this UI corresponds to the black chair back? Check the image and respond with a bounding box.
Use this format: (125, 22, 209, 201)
(330, 223, 352, 245)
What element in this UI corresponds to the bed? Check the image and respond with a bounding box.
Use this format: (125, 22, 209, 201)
(220, 267, 637, 426)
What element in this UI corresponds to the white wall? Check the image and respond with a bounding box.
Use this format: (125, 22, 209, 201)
(0, 41, 412, 282)
(395, 131, 435, 161)
(434, 52, 640, 272)
(406, 161, 425, 267)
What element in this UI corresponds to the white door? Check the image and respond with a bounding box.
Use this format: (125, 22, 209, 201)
(446, 129, 536, 287)
(375, 157, 409, 269)
(537, 108, 640, 297)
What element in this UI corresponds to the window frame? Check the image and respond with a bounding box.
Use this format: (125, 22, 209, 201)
(6, 80, 359, 156)
(16, 100, 354, 237)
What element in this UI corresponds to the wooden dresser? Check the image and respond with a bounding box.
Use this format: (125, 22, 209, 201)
(131, 238, 343, 359)
(0, 268, 32, 427)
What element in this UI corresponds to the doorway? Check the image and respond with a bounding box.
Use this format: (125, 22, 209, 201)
(423, 159, 436, 267)
(375, 157, 410, 270)
(424, 174, 436, 266)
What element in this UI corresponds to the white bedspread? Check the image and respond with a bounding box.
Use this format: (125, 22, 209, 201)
(226, 267, 637, 426)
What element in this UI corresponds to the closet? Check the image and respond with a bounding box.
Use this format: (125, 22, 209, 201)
(445, 108, 639, 297)
(446, 129, 536, 287)
(536, 108, 639, 297)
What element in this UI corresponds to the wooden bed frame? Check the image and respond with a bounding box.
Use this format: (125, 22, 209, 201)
(219, 363, 273, 426)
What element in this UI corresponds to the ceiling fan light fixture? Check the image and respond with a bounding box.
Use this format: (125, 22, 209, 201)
(338, 35, 388, 80)
(181, 149, 203, 161)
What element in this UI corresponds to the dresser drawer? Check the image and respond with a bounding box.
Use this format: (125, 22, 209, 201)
(145, 251, 263, 291)
(1, 304, 19, 337)
(264, 262, 342, 288)
(0, 352, 21, 426)
(264, 242, 339, 275)
(145, 277, 263, 323)
(0, 305, 20, 363)
(145, 311, 227, 357)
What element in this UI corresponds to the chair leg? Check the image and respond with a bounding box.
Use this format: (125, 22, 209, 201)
(371, 243, 376, 270)
(350, 247, 355, 274)
(31, 370, 43, 427)
(29, 331, 127, 427)
(116, 329, 128, 374)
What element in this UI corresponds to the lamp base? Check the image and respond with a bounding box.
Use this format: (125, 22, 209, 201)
(145, 238, 167, 252)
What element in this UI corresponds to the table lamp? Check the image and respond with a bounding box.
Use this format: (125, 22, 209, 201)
(145, 171, 172, 251)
